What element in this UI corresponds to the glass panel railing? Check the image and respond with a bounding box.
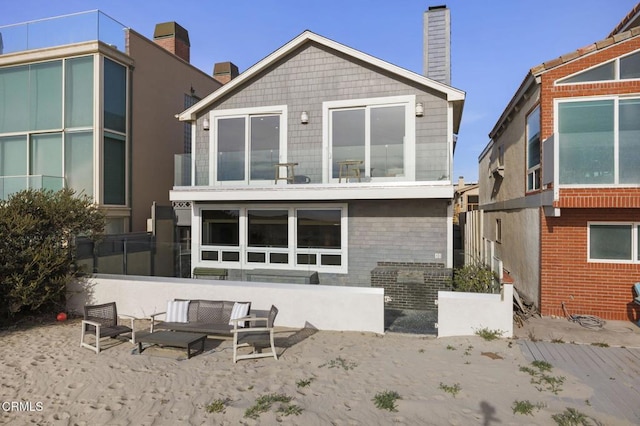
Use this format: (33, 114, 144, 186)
(0, 175, 65, 199)
(0, 11, 126, 55)
(174, 154, 192, 186)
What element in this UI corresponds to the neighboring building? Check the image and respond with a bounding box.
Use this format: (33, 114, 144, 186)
(171, 7, 465, 286)
(453, 176, 478, 224)
(472, 5, 640, 320)
(0, 11, 222, 233)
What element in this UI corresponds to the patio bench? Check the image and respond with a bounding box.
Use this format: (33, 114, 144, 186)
(150, 299, 251, 337)
(246, 268, 319, 284)
(192, 267, 228, 280)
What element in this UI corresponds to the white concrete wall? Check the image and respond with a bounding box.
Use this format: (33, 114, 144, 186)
(67, 274, 385, 334)
(437, 284, 513, 338)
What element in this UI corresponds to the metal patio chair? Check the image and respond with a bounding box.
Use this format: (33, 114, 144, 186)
(80, 302, 135, 354)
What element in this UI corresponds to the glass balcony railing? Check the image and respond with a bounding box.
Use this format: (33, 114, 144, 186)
(0, 175, 65, 200)
(0, 10, 127, 55)
(174, 154, 192, 186)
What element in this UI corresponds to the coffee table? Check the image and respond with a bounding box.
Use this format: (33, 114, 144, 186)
(136, 331, 207, 359)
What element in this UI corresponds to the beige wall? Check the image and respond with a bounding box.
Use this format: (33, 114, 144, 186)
(126, 30, 221, 232)
(478, 84, 542, 306)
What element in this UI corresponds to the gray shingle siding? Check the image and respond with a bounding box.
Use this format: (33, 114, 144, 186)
(195, 42, 450, 184)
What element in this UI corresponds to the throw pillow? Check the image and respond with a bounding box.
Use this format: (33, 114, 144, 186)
(166, 300, 190, 323)
(229, 302, 250, 327)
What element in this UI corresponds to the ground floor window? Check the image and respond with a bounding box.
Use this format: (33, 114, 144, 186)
(196, 204, 347, 273)
(588, 222, 640, 263)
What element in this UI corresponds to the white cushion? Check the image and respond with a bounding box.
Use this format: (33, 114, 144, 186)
(166, 300, 190, 323)
(229, 302, 250, 327)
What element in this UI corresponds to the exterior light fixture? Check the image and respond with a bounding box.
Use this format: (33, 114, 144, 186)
(415, 102, 424, 117)
(300, 111, 309, 124)
(203, 117, 210, 130)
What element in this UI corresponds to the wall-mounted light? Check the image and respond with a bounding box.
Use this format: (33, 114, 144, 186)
(203, 117, 210, 131)
(300, 111, 309, 124)
(415, 102, 424, 117)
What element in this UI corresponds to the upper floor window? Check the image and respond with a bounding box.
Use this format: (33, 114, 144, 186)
(557, 97, 640, 185)
(205, 106, 287, 185)
(526, 106, 541, 191)
(324, 96, 416, 182)
(558, 50, 640, 84)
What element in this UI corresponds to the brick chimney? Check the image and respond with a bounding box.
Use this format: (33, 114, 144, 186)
(153, 22, 190, 62)
(423, 5, 451, 85)
(213, 61, 239, 85)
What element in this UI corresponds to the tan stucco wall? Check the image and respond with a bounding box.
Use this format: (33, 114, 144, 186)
(479, 84, 541, 306)
(126, 30, 221, 232)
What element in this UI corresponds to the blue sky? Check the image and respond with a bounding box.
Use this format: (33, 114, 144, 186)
(1, 0, 637, 181)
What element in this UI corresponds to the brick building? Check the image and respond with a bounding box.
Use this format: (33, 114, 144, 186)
(473, 4, 640, 320)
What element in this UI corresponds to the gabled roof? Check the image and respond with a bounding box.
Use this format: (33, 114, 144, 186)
(489, 24, 640, 139)
(608, 2, 640, 37)
(179, 30, 465, 132)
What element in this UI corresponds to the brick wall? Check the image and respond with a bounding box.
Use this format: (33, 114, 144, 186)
(540, 209, 640, 321)
(371, 262, 451, 310)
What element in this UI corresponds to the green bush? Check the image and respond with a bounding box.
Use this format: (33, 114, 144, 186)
(0, 189, 104, 319)
(451, 263, 499, 293)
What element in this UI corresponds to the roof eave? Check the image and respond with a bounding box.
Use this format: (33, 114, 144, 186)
(178, 30, 466, 121)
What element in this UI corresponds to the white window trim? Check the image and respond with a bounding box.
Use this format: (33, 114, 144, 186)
(205, 105, 288, 186)
(556, 48, 640, 86)
(587, 221, 639, 264)
(554, 95, 640, 188)
(322, 95, 416, 183)
(193, 203, 348, 273)
(526, 106, 541, 192)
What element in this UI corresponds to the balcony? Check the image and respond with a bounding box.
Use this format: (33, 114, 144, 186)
(0, 175, 65, 200)
(172, 155, 452, 202)
(0, 10, 127, 55)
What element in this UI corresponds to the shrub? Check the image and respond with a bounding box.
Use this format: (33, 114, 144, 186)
(0, 189, 104, 320)
(451, 263, 499, 293)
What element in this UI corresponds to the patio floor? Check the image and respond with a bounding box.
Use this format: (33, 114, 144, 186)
(384, 308, 437, 335)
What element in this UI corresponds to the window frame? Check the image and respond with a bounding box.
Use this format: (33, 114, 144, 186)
(556, 49, 640, 85)
(194, 203, 348, 273)
(322, 95, 416, 183)
(587, 222, 639, 263)
(555, 95, 640, 187)
(526, 105, 541, 192)
(206, 105, 288, 186)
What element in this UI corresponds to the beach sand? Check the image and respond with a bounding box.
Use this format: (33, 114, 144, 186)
(1, 317, 638, 425)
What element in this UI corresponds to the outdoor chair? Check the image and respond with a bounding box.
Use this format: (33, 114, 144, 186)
(80, 302, 135, 354)
(634, 283, 640, 306)
(231, 305, 279, 363)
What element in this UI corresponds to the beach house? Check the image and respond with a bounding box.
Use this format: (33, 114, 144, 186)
(471, 4, 640, 321)
(0, 11, 221, 233)
(171, 6, 466, 288)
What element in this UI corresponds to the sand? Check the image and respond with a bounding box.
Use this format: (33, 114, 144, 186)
(0, 318, 637, 425)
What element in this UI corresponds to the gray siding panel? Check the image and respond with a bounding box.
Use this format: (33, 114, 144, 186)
(195, 42, 450, 184)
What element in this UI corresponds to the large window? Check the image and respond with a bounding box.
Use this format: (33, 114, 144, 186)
(0, 56, 95, 199)
(588, 222, 640, 263)
(526, 106, 541, 191)
(325, 96, 415, 182)
(198, 205, 347, 272)
(102, 58, 127, 205)
(557, 97, 640, 185)
(209, 106, 286, 184)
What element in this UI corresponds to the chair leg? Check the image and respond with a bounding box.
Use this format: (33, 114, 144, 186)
(233, 333, 238, 363)
(270, 330, 278, 360)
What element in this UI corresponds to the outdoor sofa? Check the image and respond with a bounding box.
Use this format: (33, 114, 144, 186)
(149, 299, 251, 337)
